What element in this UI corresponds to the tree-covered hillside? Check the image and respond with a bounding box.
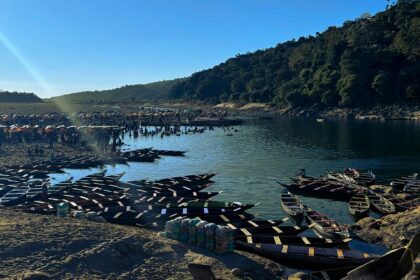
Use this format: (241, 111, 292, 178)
(169, 1, 420, 107)
(0, 91, 43, 103)
(52, 79, 184, 103)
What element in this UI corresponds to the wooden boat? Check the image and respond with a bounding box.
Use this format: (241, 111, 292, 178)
(327, 171, 356, 184)
(228, 224, 308, 237)
(366, 191, 395, 214)
(280, 192, 304, 222)
(131, 173, 216, 188)
(348, 194, 370, 217)
(383, 194, 419, 212)
(228, 217, 288, 228)
(143, 205, 249, 217)
(100, 209, 147, 226)
(344, 168, 375, 185)
(280, 181, 356, 201)
(162, 200, 257, 210)
(305, 208, 350, 239)
(175, 212, 255, 224)
(136, 189, 221, 200)
(390, 173, 418, 190)
(342, 233, 420, 280)
(234, 234, 351, 247)
(153, 149, 186, 157)
(0, 186, 29, 206)
(134, 191, 222, 204)
(235, 242, 378, 269)
(131, 182, 212, 194)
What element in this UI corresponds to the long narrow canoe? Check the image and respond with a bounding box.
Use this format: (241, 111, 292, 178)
(227, 224, 308, 237)
(305, 208, 350, 239)
(234, 234, 351, 248)
(0, 186, 29, 206)
(280, 182, 355, 201)
(280, 192, 304, 222)
(134, 191, 222, 204)
(162, 200, 257, 210)
(235, 242, 378, 269)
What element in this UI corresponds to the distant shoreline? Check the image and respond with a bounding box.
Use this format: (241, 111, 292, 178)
(1, 101, 420, 122)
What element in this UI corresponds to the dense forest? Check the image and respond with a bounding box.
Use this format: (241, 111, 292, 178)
(169, 1, 420, 107)
(0, 91, 43, 103)
(52, 79, 184, 103)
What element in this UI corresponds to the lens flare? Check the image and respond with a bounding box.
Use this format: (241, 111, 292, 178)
(0, 31, 53, 96)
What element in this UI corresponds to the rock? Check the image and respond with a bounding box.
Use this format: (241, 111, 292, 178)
(20, 271, 51, 280)
(231, 268, 242, 277)
(369, 184, 392, 194)
(288, 272, 309, 280)
(264, 262, 284, 276)
(353, 207, 420, 249)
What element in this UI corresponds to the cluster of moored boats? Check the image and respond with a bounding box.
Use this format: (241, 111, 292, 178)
(0, 165, 418, 278)
(0, 169, 375, 270)
(280, 168, 419, 218)
(2, 148, 185, 176)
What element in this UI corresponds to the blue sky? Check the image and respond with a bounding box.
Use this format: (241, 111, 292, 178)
(0, 0, 387, 98)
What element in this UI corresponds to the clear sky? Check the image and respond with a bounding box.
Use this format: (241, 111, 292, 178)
(0, 0, 387, 98)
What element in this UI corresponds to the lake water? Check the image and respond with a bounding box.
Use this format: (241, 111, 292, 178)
(51, 117, 420, 253)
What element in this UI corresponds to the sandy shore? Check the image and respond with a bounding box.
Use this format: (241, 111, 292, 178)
(0, 209, 289, 280)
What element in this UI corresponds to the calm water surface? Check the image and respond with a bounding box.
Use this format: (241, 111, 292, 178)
(52, 117, 420, 252)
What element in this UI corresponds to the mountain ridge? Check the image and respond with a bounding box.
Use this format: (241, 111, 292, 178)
(169, 1, 420, 107)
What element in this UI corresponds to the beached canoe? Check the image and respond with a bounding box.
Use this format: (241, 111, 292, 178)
(235, 242, 378, 269)
(280, 192, 304, 222)
(228, 224, 308, 237)
(366, 191, 395, 214)
(305, 207, 350, 239)
(235, 234, 351, 247)
(348, 193, 370, 217)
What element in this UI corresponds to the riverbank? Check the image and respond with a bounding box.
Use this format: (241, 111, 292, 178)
(0, 208, 289, 280)
(352, 207, 420, 250)
(275, 104, 420, 121)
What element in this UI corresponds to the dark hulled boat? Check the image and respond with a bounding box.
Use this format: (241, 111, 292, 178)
(235, 242, 377, 269)
(235, 234, 351, 248)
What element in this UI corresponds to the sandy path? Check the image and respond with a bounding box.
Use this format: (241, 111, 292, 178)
(0, 209, 286, 280)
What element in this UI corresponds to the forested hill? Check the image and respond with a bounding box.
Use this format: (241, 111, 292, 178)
(0, 91, 43, 103)
(52, 79, 184, 103)
(169, 1, 420, 107)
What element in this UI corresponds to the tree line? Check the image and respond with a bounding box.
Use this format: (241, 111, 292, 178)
(0, 91, 43, 103)
(169, 1, 420, 107)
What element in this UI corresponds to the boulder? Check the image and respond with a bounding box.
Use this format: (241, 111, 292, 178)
(352, 207, 420, 249)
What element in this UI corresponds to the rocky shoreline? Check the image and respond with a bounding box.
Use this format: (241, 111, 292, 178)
(276, 105, 420, 121)
(351, 207, 420, 250)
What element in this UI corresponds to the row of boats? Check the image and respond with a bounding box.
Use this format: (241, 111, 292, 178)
(0, 168, 382, 274)
(279, 168, 419, 218)
(4, 148, 185, 176)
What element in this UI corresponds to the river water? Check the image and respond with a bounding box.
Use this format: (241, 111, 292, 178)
(52, 117, 420, 253)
